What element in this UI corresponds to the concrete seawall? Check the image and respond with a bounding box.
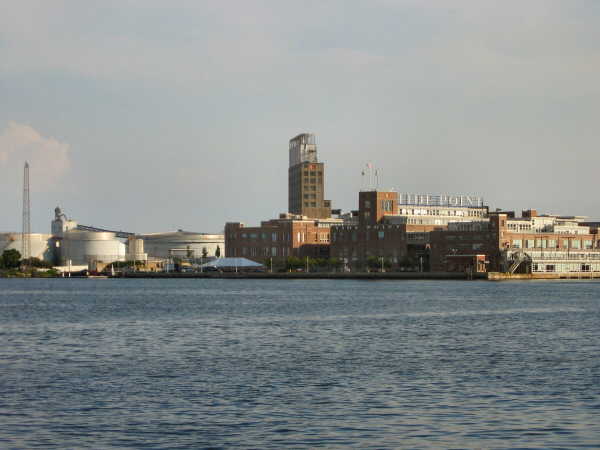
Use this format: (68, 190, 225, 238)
(118, 271, 488, 280)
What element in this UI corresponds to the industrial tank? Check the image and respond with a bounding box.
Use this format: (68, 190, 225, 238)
(58, 231, 125, 266)
(0, 233, 53, 261)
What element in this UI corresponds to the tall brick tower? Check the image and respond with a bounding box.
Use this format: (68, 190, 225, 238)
(288, 134, 331, 219)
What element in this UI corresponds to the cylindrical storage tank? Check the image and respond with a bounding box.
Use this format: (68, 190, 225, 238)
(60, 231, 125, 266)
(0, 233, 53, 261)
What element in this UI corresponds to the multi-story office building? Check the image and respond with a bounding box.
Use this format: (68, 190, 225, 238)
(288, 134, 331, 219)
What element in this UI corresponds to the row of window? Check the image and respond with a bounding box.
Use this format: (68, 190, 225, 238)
(333, 230, 405, 242)
(236, 233, 292, 244)
(512, 239, 595, 249)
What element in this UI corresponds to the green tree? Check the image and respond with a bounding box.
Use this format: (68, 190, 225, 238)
(186, 245, 192, 258)
(202, 247, 208, 259)
(328, 257, 341, 271)
(399, 255, 415, 270)
(215, 245, 221, 258)
(300, 256, 316, 271)
(285, 256, 301, 271)
(1, 249, 21, 269)
(25, 257, 53, 269)
(315, 258, 328, 269)
(366, 255, 379, 270)
(264, 258, 277, 271)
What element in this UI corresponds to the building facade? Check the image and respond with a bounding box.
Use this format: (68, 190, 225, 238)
(288, 134, 331, 219)
(225, 215, 339, 266)
(429, 211, 600, 274)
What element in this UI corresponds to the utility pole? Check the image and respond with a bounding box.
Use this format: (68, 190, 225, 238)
(21, 162, 31, 270)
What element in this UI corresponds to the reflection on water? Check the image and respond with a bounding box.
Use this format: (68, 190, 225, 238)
(1, 279, 599, 449)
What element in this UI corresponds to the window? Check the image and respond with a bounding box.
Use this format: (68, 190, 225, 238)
(242, 248, 247, 256)
(310, 171, 316, 176)
(585, 240, 593, 249)
(572, 241, 581, 249)
(365, 200, 371, 208)
(272, 233, 277, 243)
(310, 186, 316, 191)
(549, 239, 557, 248)
(352, 232, 358, 241)
(310, 194, 316, 199)
(272, 247, 277, 256)
(261, 247, 269, 256)
(365, 212, 371, 220)
(473, 243, 483, 250)
(526, 239, 534, 248)
(378, 231, 385, 239)
(381, 200, 393, 212)
(250, 233, 258, 243)
(310, 202, 316, 207)
(250, 247, 257, 256)
(303, 171, 308, 176)
(513, 239, 522, 249)
(261, 233, 268, 243)
(241, 234, 247, 243)
(303, 194, 308, 199)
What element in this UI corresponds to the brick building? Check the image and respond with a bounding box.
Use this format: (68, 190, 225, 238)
(429, 211, 600, 274)
(225, 215, 338, 266)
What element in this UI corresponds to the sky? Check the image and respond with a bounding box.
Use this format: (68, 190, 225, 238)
(1, 1, 599, 235)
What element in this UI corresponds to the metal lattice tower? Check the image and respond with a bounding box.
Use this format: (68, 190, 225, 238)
(21, 161, 31, 270)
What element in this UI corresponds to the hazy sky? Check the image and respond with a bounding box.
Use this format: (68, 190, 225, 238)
(2, 1, 599, 235)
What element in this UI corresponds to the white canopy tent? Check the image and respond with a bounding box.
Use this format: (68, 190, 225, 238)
(198, 257, 263, 270)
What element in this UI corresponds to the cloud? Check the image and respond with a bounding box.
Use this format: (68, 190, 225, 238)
(0, 121, 71, 190)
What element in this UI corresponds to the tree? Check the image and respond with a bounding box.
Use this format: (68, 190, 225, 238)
(399, 255, 415, 270)
(186, 245, 192, 258)
(315, 258, 328, 269)
(285, 256, 301, 271)
(300, 256, 316, 271)
(215, 245, 221, 258)
(264, 258, 277, 271)
(1, 249, 21, 269)
(202, 247, 208, 259)
(366, 255, 379, 270)
(25, 257, 53, 269)
(328, 257, 341, 271)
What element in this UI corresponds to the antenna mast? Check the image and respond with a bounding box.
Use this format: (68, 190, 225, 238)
(21, 162, 31, 270)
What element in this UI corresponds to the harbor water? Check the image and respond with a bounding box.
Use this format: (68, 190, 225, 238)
(1, 278, 599, 449)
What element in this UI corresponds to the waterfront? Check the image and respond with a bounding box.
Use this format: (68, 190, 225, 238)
(1, 278, 599, 449)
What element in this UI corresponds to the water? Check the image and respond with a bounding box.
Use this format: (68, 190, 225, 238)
(1, 278, 599, 449)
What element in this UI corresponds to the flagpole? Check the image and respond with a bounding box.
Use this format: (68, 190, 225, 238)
(376, 168, 379, 191)
(361, 170, 364, 191)
(368, 160, 372, 190)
